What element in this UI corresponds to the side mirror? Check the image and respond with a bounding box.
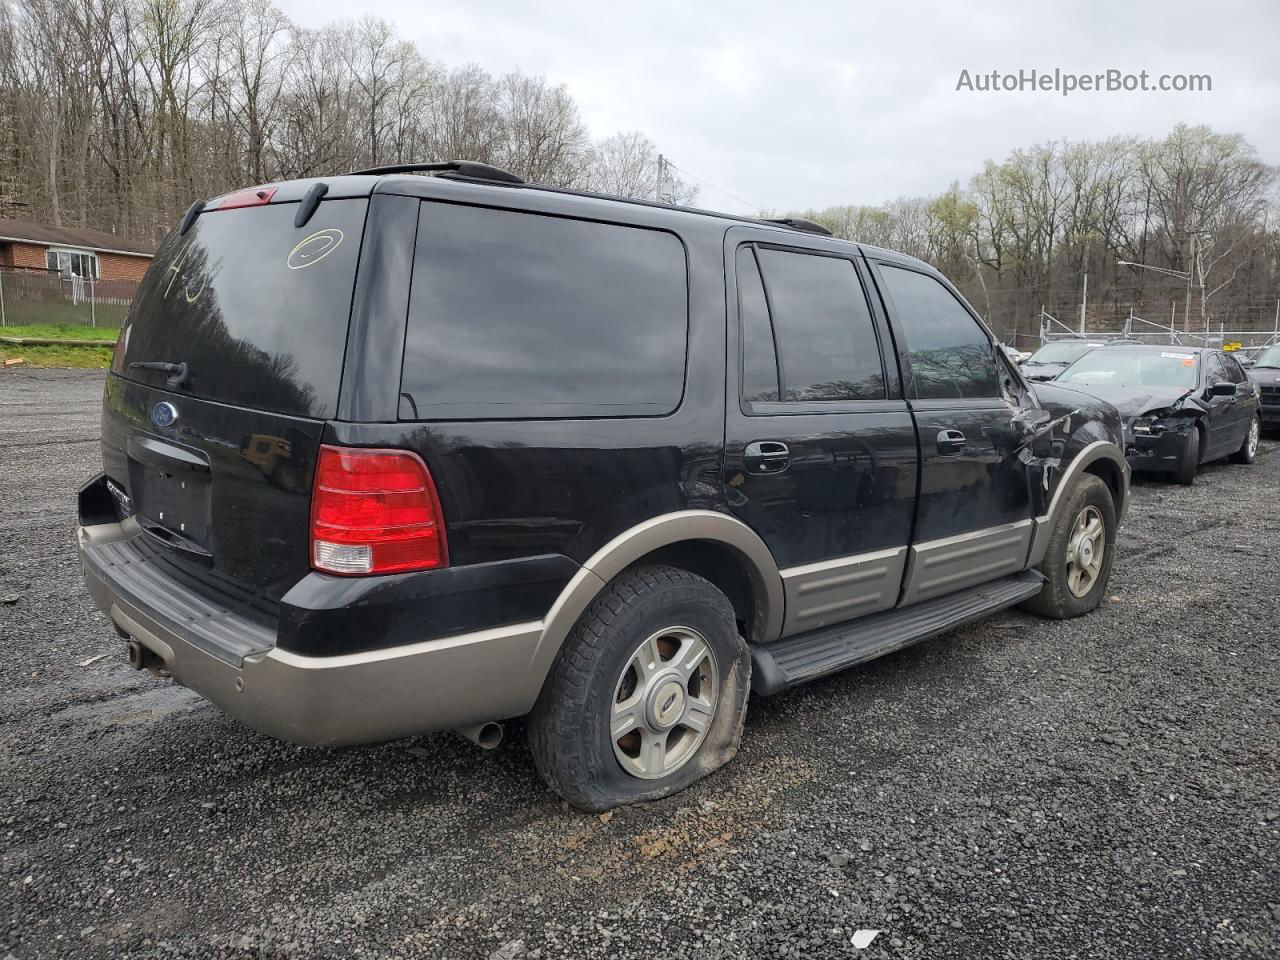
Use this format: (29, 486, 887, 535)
(1210, 381, 1236, 397)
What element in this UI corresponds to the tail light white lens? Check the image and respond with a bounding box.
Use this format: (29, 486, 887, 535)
(310, 445, 448, 575)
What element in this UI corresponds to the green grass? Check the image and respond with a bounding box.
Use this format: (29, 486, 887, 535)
(0, 323, 118, 342)
(1, 343, 113, 368)
(0, 300, 128, 328)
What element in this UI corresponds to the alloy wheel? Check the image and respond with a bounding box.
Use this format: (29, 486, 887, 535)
(1247, 418, 1260, 459)
(610, 626, 718, 779)
(1065, 505, 1106, 598)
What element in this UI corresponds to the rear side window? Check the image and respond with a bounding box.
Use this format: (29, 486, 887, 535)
(744, 247, 885, 404)
(737, 248, 780, 403)
(878, 265, 999, 400)
(400, 203, 688, 420)
(122, 199, 368, 418)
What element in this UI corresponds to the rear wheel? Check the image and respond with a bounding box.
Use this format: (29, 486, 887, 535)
(1172, 425, 1201, 485)
(528, 564, 751, 812)
(1021, 473, 1116, 620)
(1230, 415, 1260, 465)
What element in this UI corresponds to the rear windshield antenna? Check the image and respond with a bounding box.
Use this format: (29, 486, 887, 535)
(295, 182, 329, 228)
(178, 200, 205, 236)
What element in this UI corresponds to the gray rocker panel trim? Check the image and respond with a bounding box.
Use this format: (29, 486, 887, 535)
(901, 519, 1034, 607)
(779, 546, 907, 637)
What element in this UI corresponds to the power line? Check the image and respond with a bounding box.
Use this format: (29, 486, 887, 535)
(663, 161, 763, 215)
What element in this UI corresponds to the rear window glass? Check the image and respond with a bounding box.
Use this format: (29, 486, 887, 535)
(754, 248, 885, 402)
(400, 203, 688, 420)
(122, 199, 367, 418)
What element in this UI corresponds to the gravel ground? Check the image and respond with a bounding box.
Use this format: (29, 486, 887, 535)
(2, 368, 1278, 960)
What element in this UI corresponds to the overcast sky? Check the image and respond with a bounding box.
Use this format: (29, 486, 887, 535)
(277, 0, 1280, 215)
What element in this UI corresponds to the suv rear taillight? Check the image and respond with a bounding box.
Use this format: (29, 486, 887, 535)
(310, 445, 448, 575)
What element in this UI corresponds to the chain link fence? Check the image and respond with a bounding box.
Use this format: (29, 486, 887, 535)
(0, 268, 137, 329)
(1030, 307, 1280, 361)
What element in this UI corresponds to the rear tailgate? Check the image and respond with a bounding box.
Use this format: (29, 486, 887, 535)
(101, 193, 369, 604)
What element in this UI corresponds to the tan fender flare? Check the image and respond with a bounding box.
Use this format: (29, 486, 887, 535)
(522, 510, 785, 704)
(1027, 440, 1129, 568)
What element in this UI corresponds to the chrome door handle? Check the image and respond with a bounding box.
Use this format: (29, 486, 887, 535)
(936, 429, 967, 456)
(744, 440, 790, 474)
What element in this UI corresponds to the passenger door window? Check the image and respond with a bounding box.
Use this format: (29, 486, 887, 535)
(1221, 354, 1247, 384)
(739, 246, 885, 410)
(877, 265, 1000, 399)
(1204, 353, 1229, 385)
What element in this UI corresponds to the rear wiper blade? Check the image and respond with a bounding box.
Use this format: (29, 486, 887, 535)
(129, 359, 190, 390)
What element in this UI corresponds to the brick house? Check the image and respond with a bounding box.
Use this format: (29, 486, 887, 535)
(0, 218, 154, 284)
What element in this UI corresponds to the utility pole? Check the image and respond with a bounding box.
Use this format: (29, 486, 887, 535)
(1185, 233, 1194, 336)
(655, 154, 665, 203)
(1079, 271, 1087, 334)
(1192, 241, 1203, 340)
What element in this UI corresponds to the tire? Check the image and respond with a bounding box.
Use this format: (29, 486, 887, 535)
(1020, 473, 1116, 620)
(1229, 415, 1260, 465)
(527, 564, 751, 812)
(1172, 425, 1201, 485)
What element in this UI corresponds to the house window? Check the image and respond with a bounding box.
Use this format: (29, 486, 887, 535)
(45, 248, 99, 280)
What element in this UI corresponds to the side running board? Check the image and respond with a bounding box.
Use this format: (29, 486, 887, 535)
(751, 570, 1045, 695)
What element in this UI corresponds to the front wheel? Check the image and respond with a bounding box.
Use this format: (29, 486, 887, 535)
(1021, 473, 1116, 620)
(1230, 415, 1260, 465)
(527, 565, 751, 812)
(1172, 426, 1201, 485)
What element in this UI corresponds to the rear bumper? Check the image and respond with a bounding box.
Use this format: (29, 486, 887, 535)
(77, 519, 547, 747)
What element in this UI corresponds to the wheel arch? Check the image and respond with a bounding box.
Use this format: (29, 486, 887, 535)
(1028, 440, 1128, 568)
(1083, 457, 1125, 520)
(525, 511, 784, 703)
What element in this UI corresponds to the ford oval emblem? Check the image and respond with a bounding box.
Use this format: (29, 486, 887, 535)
(151, 401, 179, 428)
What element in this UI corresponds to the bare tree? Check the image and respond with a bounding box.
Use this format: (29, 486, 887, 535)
(496, 72, 589, 185)
(1, 0, 1276, 346)
(586, 130, 696, 203)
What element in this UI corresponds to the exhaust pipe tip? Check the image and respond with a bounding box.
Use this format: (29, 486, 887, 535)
(455, 721, 504, 750)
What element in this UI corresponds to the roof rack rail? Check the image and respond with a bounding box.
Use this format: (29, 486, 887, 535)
(760, 217, 832, 237)
(346, 160, 525, 185)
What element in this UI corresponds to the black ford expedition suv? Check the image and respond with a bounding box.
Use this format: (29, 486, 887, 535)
(78, 161, 1129, 811)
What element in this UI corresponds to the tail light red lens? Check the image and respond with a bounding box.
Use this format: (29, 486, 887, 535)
(310, 445, 448, 575)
